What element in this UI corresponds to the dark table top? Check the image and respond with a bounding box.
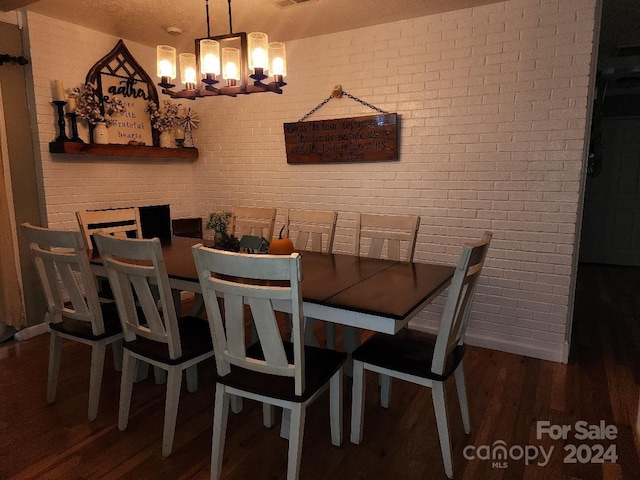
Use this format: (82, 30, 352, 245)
(93, 236, 455, 323)
(92, 237, 455, 320)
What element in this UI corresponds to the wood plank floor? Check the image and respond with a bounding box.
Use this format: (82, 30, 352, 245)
(0, 263, 638, 479)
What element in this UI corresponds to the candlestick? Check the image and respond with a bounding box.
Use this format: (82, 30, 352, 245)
(66, 112, 84, 143)
(52, 80, 65, 101)
(52, 100, 70, 143)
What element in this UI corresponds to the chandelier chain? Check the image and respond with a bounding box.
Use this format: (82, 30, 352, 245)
(298, 89, 388, 122)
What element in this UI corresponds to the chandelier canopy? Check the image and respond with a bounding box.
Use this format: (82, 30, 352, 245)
(157, 0, 287, 99)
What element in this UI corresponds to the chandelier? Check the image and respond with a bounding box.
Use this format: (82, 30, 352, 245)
(156, 0, 287, 99)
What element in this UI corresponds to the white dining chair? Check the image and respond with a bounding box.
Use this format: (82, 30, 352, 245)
(230, 206, 277, 240)
(76, 207, 142, 253)
(93, 233, 214, 457)
(192, 246, 346, 480)
(284, 208, 337, 254)
(284, 208, 338, 346)
(340, 212, 421, 351)
(21, 223, 123, 421)
(355, 212, 420, 262)
(350, 232, 492, 479)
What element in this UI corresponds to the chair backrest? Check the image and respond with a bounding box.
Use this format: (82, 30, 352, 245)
(76, 207, 142, 253)
(284, 208, 337, 253)
(93, 233, 182, 359)
(431, 231, 492, 376)
(192, 246, 306, 395)
(230, 206, 276, 240)
(355, 213, 420, 262)
(21, 223, 105, 335)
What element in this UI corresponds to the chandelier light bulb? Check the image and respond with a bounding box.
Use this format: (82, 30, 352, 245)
(156, 45, 176, 80)
(248, 32, 269, 72)
(200, 39, 221, 76)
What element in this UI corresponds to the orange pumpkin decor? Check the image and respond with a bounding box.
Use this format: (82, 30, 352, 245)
(269, 226, 295, 255)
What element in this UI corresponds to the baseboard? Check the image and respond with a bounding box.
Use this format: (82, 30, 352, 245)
(409, 323, 566, 363)
(14, 322, 49, 341)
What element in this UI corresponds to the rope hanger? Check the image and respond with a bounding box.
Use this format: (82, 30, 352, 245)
(298, 84, 389, 122)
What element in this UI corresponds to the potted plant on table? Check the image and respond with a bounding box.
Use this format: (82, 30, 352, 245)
(205, 210, 240, 252)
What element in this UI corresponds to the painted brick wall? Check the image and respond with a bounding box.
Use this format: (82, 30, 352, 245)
(23, 12, 198, 230)
(188, 0, 596, 362)
(23, 0, 597, 361)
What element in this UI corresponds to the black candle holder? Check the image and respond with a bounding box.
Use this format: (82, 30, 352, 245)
(66, 112, 84, 143)
(53, 100, 70, 143)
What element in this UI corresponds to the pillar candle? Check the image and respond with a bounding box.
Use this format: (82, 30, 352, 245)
(65, 96, 76, 113)
(174, 126, 185, 140)
(52, 80, 65, 101)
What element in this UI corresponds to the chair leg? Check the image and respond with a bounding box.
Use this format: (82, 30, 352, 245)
(380, 374, 391, 408)
(329, 367, 343, 446)
(112, 339, 123, 372)
(454, 363, 471, 434)
(303, 317, 320, 347)
(350, 360, 366, 444)
(87, 342, 106, 421)
(210, 385, 230, 480)
(287, 403, 306, 480)
(191, 293, 206, 317)
(325, 323, 336, 349)
(342, 326, 361, 353)
(263, 403, 275, 428)
(162, 366, 182, 457)
(186, 365, 198, 393)
(230, 395, 243, 414)
(135, 360, 150, 382)
(432, 381, 453, 479)
(118, 351, 137, 431)
(154, 366, 167, 385)
(47, 332, 62, 404)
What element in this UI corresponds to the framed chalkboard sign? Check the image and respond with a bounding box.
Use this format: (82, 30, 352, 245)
(283, 113, 399, 164)
(85, 40, 159, 146)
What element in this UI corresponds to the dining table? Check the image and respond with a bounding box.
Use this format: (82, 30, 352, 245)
(91, 235, 456, 437)
(91, 235, 455, 336)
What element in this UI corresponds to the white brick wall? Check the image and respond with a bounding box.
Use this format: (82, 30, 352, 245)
(24, 12, 198, 230)
(23, 0, 597, 362)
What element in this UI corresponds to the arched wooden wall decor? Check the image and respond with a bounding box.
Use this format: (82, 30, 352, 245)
(86, 39, 159, 146)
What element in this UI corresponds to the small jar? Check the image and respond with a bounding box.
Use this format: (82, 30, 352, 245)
(93, 122, 109, 144)
(159, 130, 172, 148)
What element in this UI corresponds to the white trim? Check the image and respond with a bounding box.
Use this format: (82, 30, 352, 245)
(409, 323, 566, 363)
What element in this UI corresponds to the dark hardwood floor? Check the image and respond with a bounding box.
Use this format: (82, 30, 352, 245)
(1, 264, 638, 479)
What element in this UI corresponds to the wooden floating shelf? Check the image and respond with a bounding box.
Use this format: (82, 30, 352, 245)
(49, 141, 198, 159)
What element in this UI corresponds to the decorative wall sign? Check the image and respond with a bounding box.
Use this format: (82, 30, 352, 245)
(85, 40, 159, 146)
(283, 113, 398, 164)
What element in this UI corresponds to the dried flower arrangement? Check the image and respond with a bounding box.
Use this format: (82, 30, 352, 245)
(70, 83, 126, 126)
(145, 100, 180, 132)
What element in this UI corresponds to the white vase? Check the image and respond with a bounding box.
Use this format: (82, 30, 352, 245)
(93, 123, 109, 144)
(159, 130, 172, 148)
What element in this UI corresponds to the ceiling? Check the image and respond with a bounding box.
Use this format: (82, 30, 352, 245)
(1, 0, 502, 52)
